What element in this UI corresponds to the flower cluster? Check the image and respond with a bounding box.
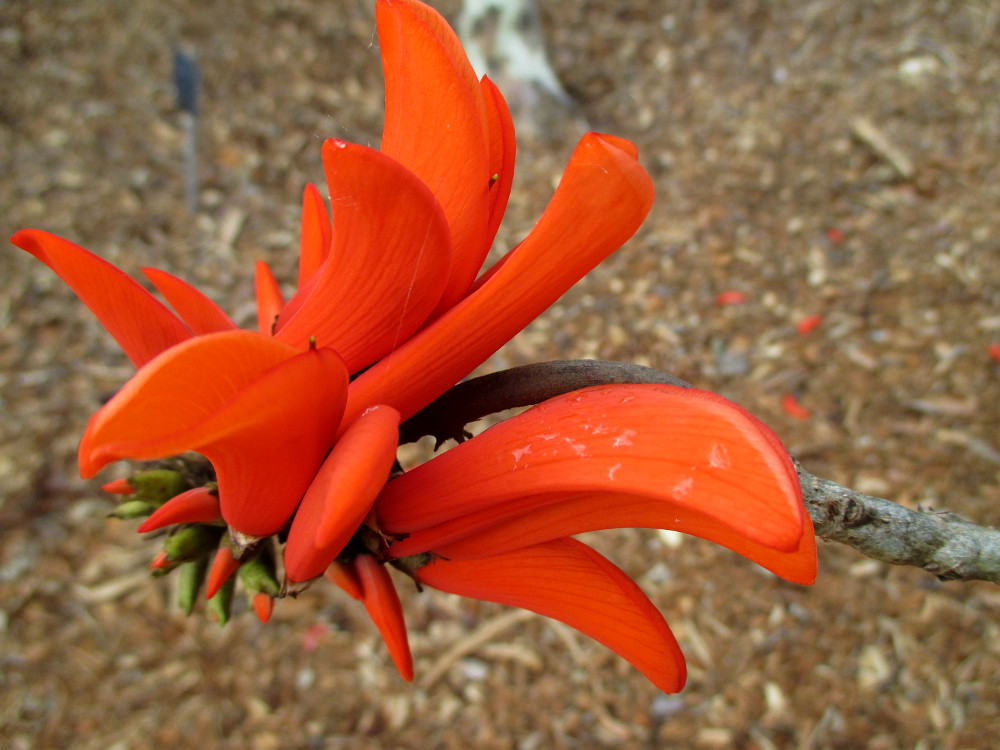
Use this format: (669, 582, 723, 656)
(12, 0, 815, 692)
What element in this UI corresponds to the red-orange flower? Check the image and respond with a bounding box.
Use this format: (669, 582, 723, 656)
(9, 0, 816, 693)
(11, 0, 652, 545)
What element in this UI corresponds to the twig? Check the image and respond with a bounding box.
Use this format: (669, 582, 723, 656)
(797, 465, 1000, 585)
(403, 360, 1000, 585)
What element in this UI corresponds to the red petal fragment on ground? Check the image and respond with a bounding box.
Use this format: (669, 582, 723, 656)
(136, 487, 221, 533)
(782, 393, 812, 420)
(11, 229, 191, 367)
(715, 290, 747, 306)
(353, 554, 413, 681)
(378, 0, 489, 308)
(325, 561, 363, 600)
(284, 405, 401, 583)
(253, 593, 275, 624)
(102, 478, 134, 495)
(378, 384, 807, 554)
(988, 343, 1000, 365)
(80, 330, 349, 536)
(344, 132, 654, 427)
(274, 141, 452, 372)
(254, 261, 284, 335)
(796, 314, 824, 336)
(143, 268, 238, 334)
(416, 537, 686, 693)
(206, 547, 240, 600)
(298, 182, 332, 287)
(826, 227, 845, 244)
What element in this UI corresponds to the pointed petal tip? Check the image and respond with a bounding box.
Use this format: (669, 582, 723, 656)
(253, 592, 275, 624)
(206, 547, 240, 600)
(136, 487, 221, 533)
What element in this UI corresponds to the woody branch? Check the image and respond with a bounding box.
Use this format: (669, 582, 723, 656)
(401, 361, 1000, 586)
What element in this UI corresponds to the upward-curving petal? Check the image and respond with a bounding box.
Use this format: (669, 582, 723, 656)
(12, 229, 192, 367)
(80, 330, 350, 536)
(377, 384, 809, 556)
(415, 537, 686, 693)
(143, 268, 238, 335)
(480, 76, 516, 262)
(343, 133, 654, 427)
(378, 0, 490, 307)
(255, 261, 284, 335)
(297, 182, 332, 287)
(274, 141, 452, 372)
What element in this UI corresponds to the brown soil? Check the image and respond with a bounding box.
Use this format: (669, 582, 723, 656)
(2, 1, 999, 748)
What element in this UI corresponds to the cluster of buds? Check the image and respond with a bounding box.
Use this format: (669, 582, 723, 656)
(104, 466, 282, 625)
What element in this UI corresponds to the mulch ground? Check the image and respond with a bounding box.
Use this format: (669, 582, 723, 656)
(2, 1, 999, 748)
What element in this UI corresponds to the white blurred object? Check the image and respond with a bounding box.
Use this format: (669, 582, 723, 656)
(457, 0, 576, 130)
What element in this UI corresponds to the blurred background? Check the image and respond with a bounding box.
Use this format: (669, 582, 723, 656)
(2, 1, 999, 747)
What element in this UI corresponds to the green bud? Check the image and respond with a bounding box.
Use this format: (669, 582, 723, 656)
(207, 576, 236, 626)
(238, 548, 281, 597)
(107, 500, 158, 520)
(176, 559, 208, 616)
(129, 469, 190, 506)
(163, 524, 224, 563)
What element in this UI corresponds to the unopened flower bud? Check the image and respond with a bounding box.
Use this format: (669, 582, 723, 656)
(102, 478, 135, 495)
(207, 576, 236, 626)
(238, 547, 281, 598)
(107, 500, 158, 520)
(128, 469, 190, 506)
(176, 558, 208, 616)
(163, 524, 224, 563)
(252, 592, 274, 623)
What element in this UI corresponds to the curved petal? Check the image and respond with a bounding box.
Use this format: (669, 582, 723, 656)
(344, 132, 654, 427)
(206, 547, 241, 599)
(12, 229, 191, 367)
(80, 330, 350, 536)
(298, 182, 332, 287)
(274, 141, 453, 372)
(143, 268, 238, 335)
(284, 405, 402, 583)
(480, 76, 516, 263)
(377, 384, 807, 555)
(255, 261, 284, 335)
(136, 487, 221, 533)
(394, 490, 816, 585)
(415, 537, 685, 693)
(354, 554, 414, 681)
(378, 0, 490, 306)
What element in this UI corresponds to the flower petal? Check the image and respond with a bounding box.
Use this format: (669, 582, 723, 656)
(143, 268, 238, 335)
(136, 487, 222, 533)
(274, 141, 453, 372)
(284, 405, 402, 583)
(80, 330, 350, 536)
(325, 561, 363, 600)
(378, 0, 490, 307)
(298, 182, 332, 287)
(354, 554, 414, 681)
(399, 490, 816, 585)
(377, 384, 807, 555)
(416, 537, 685, 693)
(255, 260, 284, 335)
(480, 76, 516, 261)
(12, 229, 191, 367)
(344, 132, 654, 426)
